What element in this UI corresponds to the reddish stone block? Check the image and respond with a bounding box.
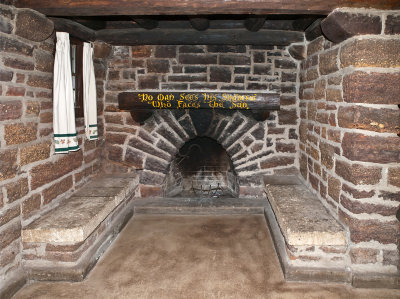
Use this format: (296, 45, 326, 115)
(3, 57, 34, 70)
(0, 220, 21, 250)
(307, 36, 324, 56)
(6, 86, 25, 97)
(338, 106, 399, 134)
(155, 45, 176, 58)
(30, 150, 83, 190)
(340, 39, 400, 68)
(319, 142, 335, 170)
(350, 247, 379, 264)
(0, 100, 22, 120)
(341, 194, 397, 217)
(27, 74, 52, 89)
(388, 167, 400, 188)
(260, 156, 295, 169)
(328, 176, 341, 202)
(40, 111, 52, 123)
(34, 50, 53, 72)
(300, 153, 307, 179)
(104, 113, 123, 125)
(0, 149, 18, 181)
(94, 42, 112, 58)
(140, 185, 162, 197)
(335, 160, 381, 185)
(43, 176, 73, 205)
(319, 48, 339, 75)
(15, 8, 53, 42)
(278, 109, 297, 125)
(343, 71, 400, 105)
(147, 59, 170, 73)
(107, 145, 124, 163)
(106, 133, 126, 145)
(131, 46, 152, 57)
(4, 122, 37, 145)
(342, 133, 400, 164)
(0, 35, 33, 56)
(0, 205, 20, 226)
(276, 142, 296, 153)
(5, 177, 29, 203)
(342, 184, 375, 199)
(138, 75, 159, 89)
(22, 194, 41, 220)
(339, 209, 399, 245)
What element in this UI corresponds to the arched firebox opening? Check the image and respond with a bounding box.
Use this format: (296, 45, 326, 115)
(164, 136, 239, 198)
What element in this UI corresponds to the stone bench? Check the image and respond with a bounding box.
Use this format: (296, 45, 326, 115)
(263, 175, 350, 283)
(21, 172, 139, 281)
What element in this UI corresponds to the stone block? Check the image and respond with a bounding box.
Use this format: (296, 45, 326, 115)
(147, 59, 170, 73)
(327, 176, 341, 202)
(339, 209, 398, 245)
(131, 45, 152, 57)
(340, 39, 400, 68)
(128, 137, 169, 161)
(0, 205, 20, 226)
(338, 106, 399, 133)
(107, 145, 123, 163)
(234, 66, 250, 74)
(342, 133, 400, 164)
(220, 55, 250, 65)
(22, 194, 41, 219)
(385, 14, 400, 35)
(94, 42, 112, 58)
(179, 54, 217, 64)
(179, 45, 205, 53)
(20, 142, 51, 166)
(207, 45, 246, 53)
(34, 50, 53, 72)
(253, 51, 265, 63)
(276, 142, 296, 153)
(105, 133, 126, 145)
(3, 57, 34, 70)
(169, 74, 207, 82)
(335, 160, 381, 185)
(210, 66, 231, 83)
(0, 221, 21, 250)
(0, 100, 22, 121)
(4, 122, 37, 145)
(0, 69, 13, 81)
(253, 65, 271, 75)
(15, 9, 53, 42)
(343, 71, 400, 105)
(30, 150, 83, 190)
(278, 109, 297, 125)
(340, 194, 397, 217)
(388, 167, 400, 188)
(266, 184, 347, 246)
(154, 45, 176, 58)
(350, 248, 379, 264)
(138, 75, 159, 89)
(319, 48, 338, 75)
(27, 74, 52, 89)
(342, 184, 375, 199)
(307, 37, 324, 56)
(0, 239, 19, 268)
(320, 142, 335, 169)
(0, 35, 33, 56)
(260, 156, 295, 169)
(140, 185, 162, 197)
(43, 176, 73, 205)
(325, 88, 342, 102)
(139, 170, 165, 185)
(144, 156, 169, 174)
(274, 58, 296, 69)
(6, 86, 25, 97)
(184, 66, 207, 73)
(288, 44, 306, 60)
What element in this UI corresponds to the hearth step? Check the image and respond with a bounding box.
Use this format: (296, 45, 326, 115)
(132, 197, 269, 215)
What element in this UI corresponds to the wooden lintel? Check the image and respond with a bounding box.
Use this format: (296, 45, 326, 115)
(96, 28, 303, 46)
(189, 18, 210, 31)
(50, 17, 96, 41)
(244, 17, 266, 32)
(14, 0, 400, 16)
(305, 18, 323, 41)
(118, 91, 280, 111)
(132, 18, 159, 30)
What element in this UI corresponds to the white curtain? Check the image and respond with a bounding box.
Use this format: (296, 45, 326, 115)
(83, 42, 98, 140)
(53, 32, 79, 153)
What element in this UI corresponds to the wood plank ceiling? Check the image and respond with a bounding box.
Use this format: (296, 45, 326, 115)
(13, 0, 400, 45)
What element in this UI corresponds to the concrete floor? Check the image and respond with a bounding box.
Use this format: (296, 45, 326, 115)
(15, 215, 400, 298)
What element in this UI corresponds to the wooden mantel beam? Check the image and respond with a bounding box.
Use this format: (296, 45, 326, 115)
(96, 28, 304, 46)
(14, 0, 400, 16)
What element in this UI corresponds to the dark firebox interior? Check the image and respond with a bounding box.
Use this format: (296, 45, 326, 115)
(164, 137, 238, 198)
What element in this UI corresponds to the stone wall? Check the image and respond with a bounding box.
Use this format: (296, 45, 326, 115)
(0, 4, 106, 288)
(102, 44, 300, 197)
(298, 9, 400, 275)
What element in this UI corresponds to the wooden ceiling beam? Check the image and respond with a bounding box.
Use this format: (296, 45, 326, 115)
(14, 0, 400, 16)
(95, 28, 304, 46)
(51, 17, 96, 41)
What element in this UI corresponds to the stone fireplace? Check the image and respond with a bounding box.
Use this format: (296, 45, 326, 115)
(0, 2, 399, 297)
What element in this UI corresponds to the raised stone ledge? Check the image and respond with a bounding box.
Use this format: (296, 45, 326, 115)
(265, 177, 347, 247)
(22, 173, 138, 244)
